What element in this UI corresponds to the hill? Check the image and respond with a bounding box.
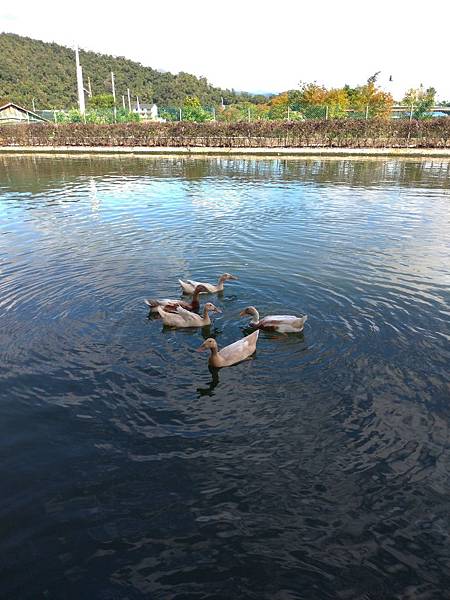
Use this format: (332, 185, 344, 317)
(0, 33, 267, 109)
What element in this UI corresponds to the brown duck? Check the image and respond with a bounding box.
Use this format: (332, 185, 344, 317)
(145, 285, 208, 313)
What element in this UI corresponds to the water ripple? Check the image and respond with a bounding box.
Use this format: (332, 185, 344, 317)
(1, 155, 450, 599)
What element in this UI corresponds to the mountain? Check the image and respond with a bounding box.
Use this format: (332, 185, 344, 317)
(0, 33, 268, 109)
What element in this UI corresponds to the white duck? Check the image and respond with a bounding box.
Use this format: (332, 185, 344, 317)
(156, 302, 221, 328)
(197, 330, 259, 368)
(239, 306, 307, 333)
(178, 273, 238, 295)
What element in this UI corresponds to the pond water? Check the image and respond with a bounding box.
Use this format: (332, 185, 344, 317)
(1, 154, 449, 599)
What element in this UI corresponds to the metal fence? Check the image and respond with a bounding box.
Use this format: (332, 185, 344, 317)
(33, 105, 450, 125)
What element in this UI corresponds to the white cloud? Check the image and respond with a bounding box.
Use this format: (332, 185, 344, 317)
(1, 0, 449, 100)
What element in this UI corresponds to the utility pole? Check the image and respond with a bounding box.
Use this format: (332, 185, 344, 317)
(122, 95, 126, 110)
(87, 77, 92, 98)
(127, 88, 132, 112)
(111, 71, 117, 121)
(32, 98, 36, 112)
(75, 45, 86, 115)
(111, 72, 116, 104)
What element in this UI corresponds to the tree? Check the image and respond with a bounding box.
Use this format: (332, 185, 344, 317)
(287, 82, 328, 118)
(351, 75, 393, 118)
(402, 85, 436, 118)
(218, 105, 244, 122)
(0, 33, 270, 109)
(89, 94, 115, 109)
(267, 93, 289, 119)
(182, 96, 211, 122)
(324, 88, 349, 118)
(296, 82, 327, 107)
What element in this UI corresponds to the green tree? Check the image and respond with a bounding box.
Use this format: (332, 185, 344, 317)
(324, 88, 349, 118)
(0, 33, 271, 109)
(267, 93, 289, 119)
(402, 85, 436, 118)
(182, 96, 211, 122)
(89, 94, 115, 109)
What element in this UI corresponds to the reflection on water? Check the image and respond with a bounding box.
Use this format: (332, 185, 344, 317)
(1, 155, 450, 599)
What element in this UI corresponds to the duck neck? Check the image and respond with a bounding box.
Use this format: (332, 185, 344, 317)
(202, 306, 211, 324)
(216, 275, 227, 291)
(191, 290, 201, 309)
(208, 345, 222, 367)
(249, 308, 260, 324)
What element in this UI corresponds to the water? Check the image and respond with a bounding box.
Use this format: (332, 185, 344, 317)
(1, 154, 449, 599)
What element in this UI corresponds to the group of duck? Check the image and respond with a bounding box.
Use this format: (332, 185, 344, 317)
(145, 273, 308, 369)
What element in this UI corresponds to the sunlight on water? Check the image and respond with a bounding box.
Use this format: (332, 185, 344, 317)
(1, 155, 450, 599)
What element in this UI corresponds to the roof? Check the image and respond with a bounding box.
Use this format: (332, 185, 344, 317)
(0, 102, 49, 122)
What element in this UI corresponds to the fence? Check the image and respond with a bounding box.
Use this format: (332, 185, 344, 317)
(32, 105, 450, 125)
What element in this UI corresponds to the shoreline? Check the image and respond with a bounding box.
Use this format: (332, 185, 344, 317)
(1, 146, 450, 158)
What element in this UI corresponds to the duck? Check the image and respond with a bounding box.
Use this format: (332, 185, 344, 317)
(156, 302, 222, 328)
(239, 306, 307, 333)
(197, 330, 259, 368)
(178, 273, 238, 295)
(145, 285, 208, 313)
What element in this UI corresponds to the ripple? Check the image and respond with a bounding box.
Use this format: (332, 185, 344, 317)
(1, 155, 450, 599)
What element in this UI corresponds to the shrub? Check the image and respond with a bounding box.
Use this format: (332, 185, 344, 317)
(0, 119, 449, 148)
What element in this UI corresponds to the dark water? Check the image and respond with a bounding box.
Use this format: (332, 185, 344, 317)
(1, 154, 449, 600)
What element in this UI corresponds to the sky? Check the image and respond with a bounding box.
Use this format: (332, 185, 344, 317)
(1, 0, 450, 101)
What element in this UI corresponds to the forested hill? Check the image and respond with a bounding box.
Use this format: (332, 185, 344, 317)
(0, 33, 267, 109)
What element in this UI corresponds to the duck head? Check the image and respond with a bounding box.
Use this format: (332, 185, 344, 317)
(239, 306, 259, 318)
(219, 273, 239, 282)
(197, 338, 219, 352)
(204, 302, 222, 314)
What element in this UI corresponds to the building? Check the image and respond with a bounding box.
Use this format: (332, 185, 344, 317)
(133, 103, 162, 121)
(0, 101, 49, 124)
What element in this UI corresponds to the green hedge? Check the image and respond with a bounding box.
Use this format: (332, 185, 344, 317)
(1, 119, 450, 148)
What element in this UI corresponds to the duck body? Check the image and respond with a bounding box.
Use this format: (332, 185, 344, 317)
(145, 285, 207, 313)
(240, 306, 307, 333)
(157, 303, 221, 328)
(179, 273, 238, 295)
(197, 330, 259, 368)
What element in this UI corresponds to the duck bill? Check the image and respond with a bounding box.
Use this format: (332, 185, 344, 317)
(213, 307, 222, 313)
(239, 310, 247, 317)
(229, 275, 239, 280)
(197, 343, 207, 352)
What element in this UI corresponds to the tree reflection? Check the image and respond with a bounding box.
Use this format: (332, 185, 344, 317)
(2, 155, 450, 195)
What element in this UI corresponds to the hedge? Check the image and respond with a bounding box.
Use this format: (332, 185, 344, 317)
(1, 119, 450, 148)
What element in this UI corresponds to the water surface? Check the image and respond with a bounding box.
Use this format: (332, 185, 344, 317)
(1, 155, 450, 599)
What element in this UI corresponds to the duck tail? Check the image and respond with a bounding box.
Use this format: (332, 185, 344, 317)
(294, 315, 307, 329)
(178, 279, 190, 294)
(144, 299, 159, 308)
